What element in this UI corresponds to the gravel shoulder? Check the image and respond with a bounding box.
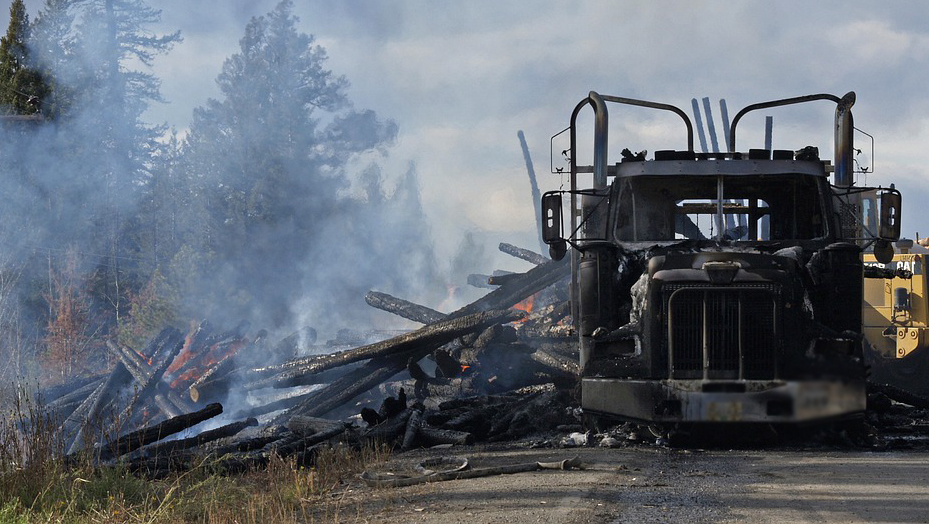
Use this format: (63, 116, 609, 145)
(324, 444, 929, 523)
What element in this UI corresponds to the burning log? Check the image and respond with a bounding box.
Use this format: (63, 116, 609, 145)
(187, 351, 238, 403)
(282, 309, 523, 420)
(141, 327, 174, 355)
(260, 308, 520, 398)
(162, 320, 215, 386)
(106, 340, 187, 421)
(433, 349, 462, 378)
(515, 302, 574, 339)
(452, 257, 569, 317)
(91, 403, 224, 461)
(184, 330, 309, 397)
(364, 291, 446, 324)
(499, 242, 548, 266)
(168, 338, 245, 391)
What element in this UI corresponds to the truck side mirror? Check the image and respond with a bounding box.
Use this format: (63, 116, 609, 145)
(874, 239, 894, 264)
(541, 192, 567, 261)
(879, 188, 901, 241)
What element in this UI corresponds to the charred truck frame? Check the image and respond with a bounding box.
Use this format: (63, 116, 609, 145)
(542, 92, 901, 425)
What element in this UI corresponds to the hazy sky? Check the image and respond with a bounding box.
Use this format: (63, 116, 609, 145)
(10, 0, 929, 263)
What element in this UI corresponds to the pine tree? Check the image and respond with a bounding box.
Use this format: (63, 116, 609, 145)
(181, 0, 402, 328)
(0, 0, 46, 114)
(30, 0, 81, 119)
(68, 0, 181, 331)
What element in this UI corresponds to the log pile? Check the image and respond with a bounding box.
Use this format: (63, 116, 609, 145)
(37, 243, 580, 476)
(38, 237, 929, 475)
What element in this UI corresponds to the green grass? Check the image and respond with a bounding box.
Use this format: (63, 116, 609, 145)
(0, 387, 391, 523)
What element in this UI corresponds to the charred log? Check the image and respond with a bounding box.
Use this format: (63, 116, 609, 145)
(240, 360, 365, 391)
(106, 340, 186, 422)
(378, 389, 407, 420)
(529, 347, 579, 382)
(499, 242, 548, 266)
(487, 273, 522, 286)
(132, 417, 258, 460)
(467, 274, 495, 289)
(278, 309, 521, 420)
(433, 349, 462, 378)
(365, 291, 446, 324)
(360, 409, 412, 446)
(287, 416, 346, 437)
(226, 388, 324, 420)
(92, 403, 224, 461)
(44, 377, 104, 413)
(64, 363, 133, 454)
(401, 409, 423, 450)
(38, 373, 105, 405)
(417, 425, 473, 446)
(107, 340, 195, 415)
(272, 309, 519, 384)
(454, 257, 569, 317)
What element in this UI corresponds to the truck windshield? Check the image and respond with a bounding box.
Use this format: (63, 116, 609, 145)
(611, 174, 827, 242)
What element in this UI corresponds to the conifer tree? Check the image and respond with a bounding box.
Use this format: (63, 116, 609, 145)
(0, 0, 46, 114)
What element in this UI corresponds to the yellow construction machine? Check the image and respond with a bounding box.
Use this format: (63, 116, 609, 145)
(863, 238, 929, 394)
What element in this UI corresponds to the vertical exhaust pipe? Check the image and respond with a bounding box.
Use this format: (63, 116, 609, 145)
(589, 91, 609, 190)
(834, 91, 856, 187)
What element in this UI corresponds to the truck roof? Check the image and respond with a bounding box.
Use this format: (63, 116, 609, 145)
(613, 158, 828, 178)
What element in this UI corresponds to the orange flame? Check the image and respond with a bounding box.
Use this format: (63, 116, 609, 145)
(510, 293, 537, 323)
(169, 338, 246, 389)
(513, 293, 536, 313)
(166, 323, 199, 374)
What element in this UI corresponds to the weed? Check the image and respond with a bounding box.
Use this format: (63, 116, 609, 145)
(0, 388, 393, 524)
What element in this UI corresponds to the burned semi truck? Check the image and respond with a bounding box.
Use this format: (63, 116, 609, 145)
(541, 92, 901, 425)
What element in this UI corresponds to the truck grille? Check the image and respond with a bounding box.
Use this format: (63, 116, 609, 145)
(663, 284, 779, 380)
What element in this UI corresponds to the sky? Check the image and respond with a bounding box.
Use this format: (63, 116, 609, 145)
(10, 0, 929, 269)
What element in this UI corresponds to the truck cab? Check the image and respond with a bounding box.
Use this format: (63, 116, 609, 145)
(542, 92, 901, 425)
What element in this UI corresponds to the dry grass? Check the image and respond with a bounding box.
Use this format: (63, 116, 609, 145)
(0, 388, 393, 523)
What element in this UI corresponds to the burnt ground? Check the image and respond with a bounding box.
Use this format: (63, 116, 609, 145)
(322, 442, 929, 523)
(311, 387, 929, 523)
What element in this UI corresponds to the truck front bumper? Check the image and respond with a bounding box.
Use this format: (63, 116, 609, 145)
(582, 378, 866, 423)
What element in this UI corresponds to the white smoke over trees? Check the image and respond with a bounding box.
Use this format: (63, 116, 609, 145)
(0, 0, 449, 383)
(178, 0, 440, 332)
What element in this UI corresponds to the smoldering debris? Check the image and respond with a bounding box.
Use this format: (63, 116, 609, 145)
(35, 243, 580, 476)
(37, 239, 929, 479)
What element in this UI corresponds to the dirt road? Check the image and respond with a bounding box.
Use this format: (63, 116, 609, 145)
(328, 445, 929, 523)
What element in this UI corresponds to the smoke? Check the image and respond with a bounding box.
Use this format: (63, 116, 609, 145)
(0, 0, 474, 390)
